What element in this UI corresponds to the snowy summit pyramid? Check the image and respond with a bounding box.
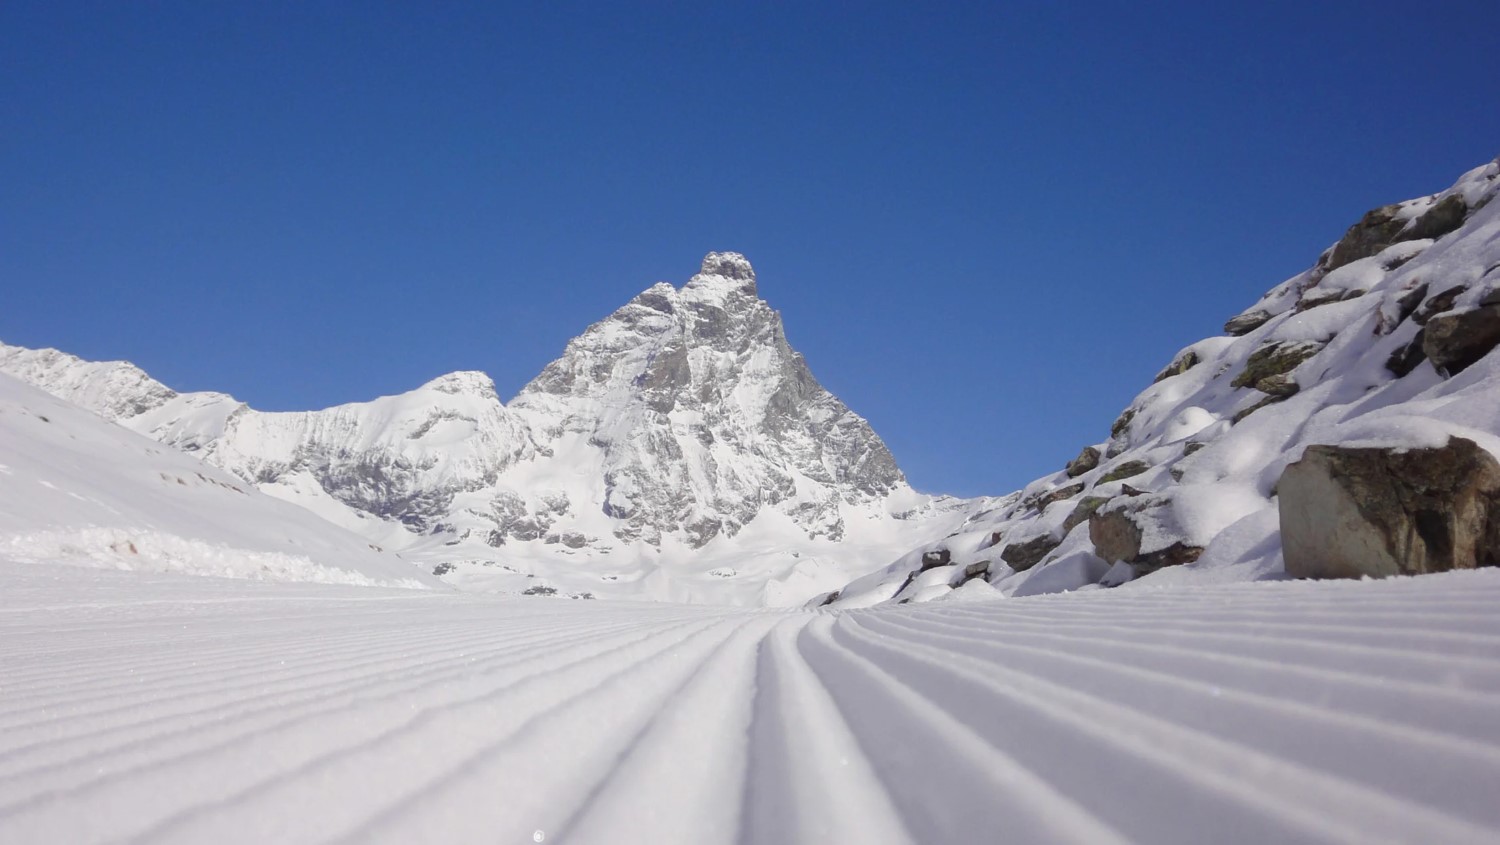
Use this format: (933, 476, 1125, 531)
(0, 253, 973, 604)
(512, 252, 905, 547)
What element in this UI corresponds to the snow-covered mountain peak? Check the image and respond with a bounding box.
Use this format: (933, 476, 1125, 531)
(2, 252, 977, 604)
(686, 250, 758, 297)
(0, 343, 178, 422)
(420, 370, 500, 400)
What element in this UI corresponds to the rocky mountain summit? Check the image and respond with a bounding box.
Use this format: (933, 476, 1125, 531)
(1, 253, 973, 605)
(833, 156, 1500, 606)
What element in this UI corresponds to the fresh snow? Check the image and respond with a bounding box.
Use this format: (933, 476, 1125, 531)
(0, 372, 440, 589)
(1, 560, 1497, 843)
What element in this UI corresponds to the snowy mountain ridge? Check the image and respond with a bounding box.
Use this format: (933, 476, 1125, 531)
(0, 371, 442, 589)
(1, 252, 979, 605)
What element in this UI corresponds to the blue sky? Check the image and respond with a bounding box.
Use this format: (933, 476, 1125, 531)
(2, 2, 1497, 497)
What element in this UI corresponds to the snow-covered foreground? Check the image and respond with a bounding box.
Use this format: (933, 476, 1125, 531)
(2, 561, 1498, 844)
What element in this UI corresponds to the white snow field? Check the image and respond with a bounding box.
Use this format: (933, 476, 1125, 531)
(2, 560, 1498, 844)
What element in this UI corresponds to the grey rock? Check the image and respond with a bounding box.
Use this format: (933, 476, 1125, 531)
(1323, 193, 1467, 274)
(1385, 330, 1428, 378)
(1088, 501, 1203, 573)
(1153, 350, 1200, 383)
(1000, 533, 1060, 572)
(1098, 460, 1150, 485)
(919, 549, 952, 570)
(1062, 496, 1111, 534)
(950, 560, 991, 587)
(1065, 446, 1101, 478)
(1280, 437, 1500, 578)
(1231, 393, 1291, 424)
(1423, 305, 1500, 376)
(1030, 482, 1085, 511)
(1231, 341, 1324, 392)
(1412, 285, 1468, 326)
(1110, 408, 1137, 441)
(1224, 310, 1273, 337)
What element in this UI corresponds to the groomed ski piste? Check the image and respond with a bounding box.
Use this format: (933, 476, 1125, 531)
(3, 559, 1499, 844)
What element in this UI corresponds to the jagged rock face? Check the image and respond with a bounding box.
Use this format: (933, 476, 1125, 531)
(511, 252, 904, 547)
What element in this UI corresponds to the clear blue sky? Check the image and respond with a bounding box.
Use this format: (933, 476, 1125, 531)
(2, 2, 1497, 497)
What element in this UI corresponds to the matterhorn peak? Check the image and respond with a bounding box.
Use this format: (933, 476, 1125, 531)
(687, 251, 757, 297)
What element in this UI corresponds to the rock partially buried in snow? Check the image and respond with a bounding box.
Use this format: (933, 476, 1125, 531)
(1423, 305, 1500, 376)
(1089, 497, 1204, 574)
(1065, 446, 1101, 478)
(1279, 437, 1500, 579)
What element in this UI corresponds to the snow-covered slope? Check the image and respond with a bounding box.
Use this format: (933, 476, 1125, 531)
(1, 253, 980, 605)
(836, 156, 1500, 606)
(3, 559, 1498, 844)
(0, 371, 441, 588)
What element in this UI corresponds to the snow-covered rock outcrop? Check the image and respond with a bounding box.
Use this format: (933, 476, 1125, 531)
(835, 156, 1500, 605)
(1, 253, 978, 605)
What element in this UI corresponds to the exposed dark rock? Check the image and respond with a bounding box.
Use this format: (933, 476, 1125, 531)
(1406, 193, 1470, 241)
(1031, 482, 1085, 511)
(1110, 408, 1137, 441)
(1153, 350, 1201, 383)
(1063, 496, 1111, 534)
(1231, 393, 1291, 424)
(950, 560, 991, 587)
(1412, 285, 1468, 326)
(1000, 533, 1060, 572)
(1182, 441, 1208, 456)
(1395, 283, 1430, 325)
(919, 549, 952, 571)
(1066, 446, 1101, 478)
(1297, 287, 1365, 312)
(1256, 374, 1301, 398)
(1323, 194, 1467, 275)
(1280, 437, 1500, 578)
(1423, 305, 1500, 376)
(1098, 460, 1150, 485)
(1224, 310, 1273, 337)
(1232, 341, 1324, 392)
(1089, 502, 1203, 574)
(1324, 204, 1406, 273)
(1385, 330, 1428, 377)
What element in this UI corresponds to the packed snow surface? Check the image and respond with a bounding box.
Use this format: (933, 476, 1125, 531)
(2, 559, 1498, 844)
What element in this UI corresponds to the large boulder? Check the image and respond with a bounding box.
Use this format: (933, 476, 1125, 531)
(1279, 437, 1500, 578)
(1423, 305, 1500, 376)
(1088, 499, 1204, 573)
(1000, 533, 1061, 572)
